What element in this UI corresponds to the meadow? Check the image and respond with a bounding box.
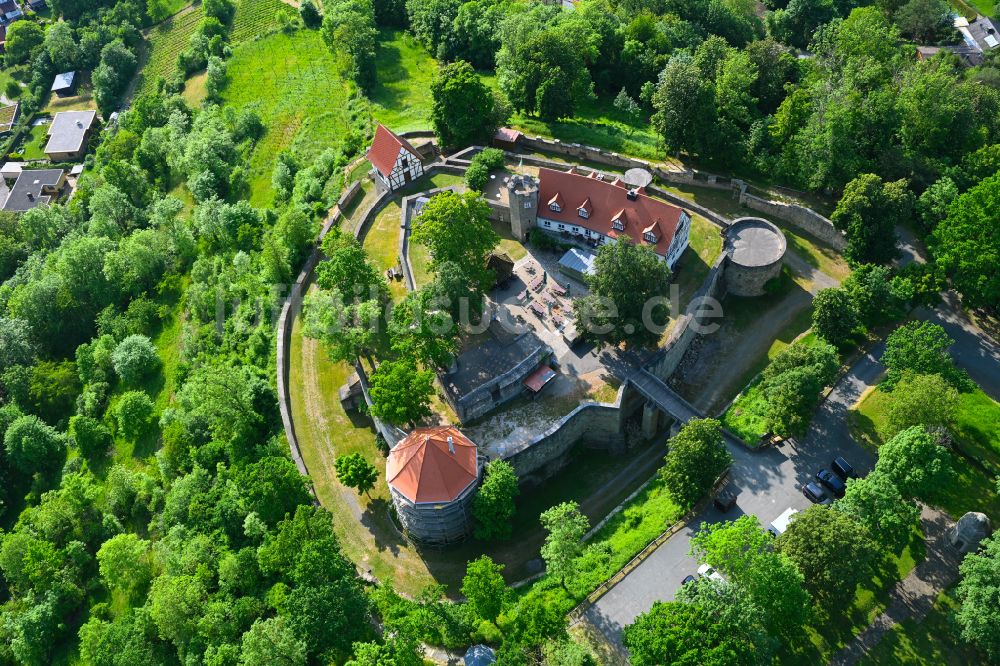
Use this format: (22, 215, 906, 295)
(221, 28, 358, 206)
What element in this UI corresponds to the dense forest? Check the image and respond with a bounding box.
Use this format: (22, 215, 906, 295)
(0, 0, 997, 663)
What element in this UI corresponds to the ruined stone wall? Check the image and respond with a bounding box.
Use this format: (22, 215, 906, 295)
(644, 252, 729, 383)
(505, 390, 630, 483)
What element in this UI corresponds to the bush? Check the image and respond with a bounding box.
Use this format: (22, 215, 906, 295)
(69, 415, 112, 458)
(112, 335, 160, 386)
(115, 391, 155, 441)
(464, 148, 505, 191)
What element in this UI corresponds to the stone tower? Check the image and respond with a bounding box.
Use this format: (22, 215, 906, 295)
(507, 174, 538, 241)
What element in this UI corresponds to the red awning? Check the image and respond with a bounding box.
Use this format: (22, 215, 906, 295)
(524, 365, 557, 393)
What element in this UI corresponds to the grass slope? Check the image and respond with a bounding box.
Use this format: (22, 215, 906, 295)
(369, 29, 437, 133)
(221, 28, 356, 206)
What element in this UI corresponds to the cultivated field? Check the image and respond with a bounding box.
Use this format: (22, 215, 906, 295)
(137, 6, 204, 98)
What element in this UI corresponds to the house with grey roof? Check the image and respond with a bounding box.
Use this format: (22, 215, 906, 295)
(51, 71, 77, 97)
(0, 0, 23, 24)
(955, 15, 1000, 56)
(1, 169, 66, 212)
(44, 110, 97, 162)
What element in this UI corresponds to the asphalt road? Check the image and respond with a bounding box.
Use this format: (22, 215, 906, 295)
(583, 346, 885, 644)
(584, 293, 999, 647)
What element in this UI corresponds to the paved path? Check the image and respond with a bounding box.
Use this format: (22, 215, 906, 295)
(830, 505, 961, 666)
(583, 347, 884, 645)
(920, 291, 1000, 401)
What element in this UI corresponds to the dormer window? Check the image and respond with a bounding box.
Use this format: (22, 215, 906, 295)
(550, 202, 562, 212)
(612, 218, 624, 231)
(548, 192, 564, 212)
(644, 231, 657, 243)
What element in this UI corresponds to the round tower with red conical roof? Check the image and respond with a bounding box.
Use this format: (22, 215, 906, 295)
(386, 426, 482, 545)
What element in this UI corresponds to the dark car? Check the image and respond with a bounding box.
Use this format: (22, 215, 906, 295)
(682, 574, 697, 586)
(714, 489, 738, 512)
(816, 469, 846, 498)
(802, 481, 830, 504)
(832, 456, 858, 480)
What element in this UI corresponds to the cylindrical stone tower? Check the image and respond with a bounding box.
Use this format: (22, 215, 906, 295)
(724, 217, 787, 297)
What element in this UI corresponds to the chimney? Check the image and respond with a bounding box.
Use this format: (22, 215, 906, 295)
(627, 189, 639, 201)
(447, 436, 455, 454)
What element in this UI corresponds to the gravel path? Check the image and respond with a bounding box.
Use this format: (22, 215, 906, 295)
(830, 505, 962, 666)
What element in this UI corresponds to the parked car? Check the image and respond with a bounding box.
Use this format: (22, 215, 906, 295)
(832, 456, 858, 480)
(816, 469, 846, 498)
(802, 481, 831, 504)
(697, 564, 726, 584)
(682, 574, 697, 585)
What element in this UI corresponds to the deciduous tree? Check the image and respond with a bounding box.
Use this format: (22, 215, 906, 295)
(652, 56, 717, 157)
(539, 502, 590, 589)
(875, 425, 952, 501)
(881, 372, 957, 439)
(335, 453, 379, 498)
(776, 506, 877, 609)
(660, 418, 731, 509)
(411, 190, 499, 293)
(472, 459, 519, 540)
(368, 360, 434, 427)
(882, 321, 967, 388)
(462, 555, 509, 622)
(836, 471, 919, 554)
(955, 531, 1000, 661)
(811, 287, 859, 347)
(575, 238, 672, 348)
(831, 174, 910, 266)
(3, 415, 66, 474)
(112, 335, 160, 386)
(431, 60, 508, 148)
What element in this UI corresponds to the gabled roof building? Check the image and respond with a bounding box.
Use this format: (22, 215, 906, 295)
(366, 123, 424, 191)
(386, 426, 483, 544)
(531, 167, 692, 268)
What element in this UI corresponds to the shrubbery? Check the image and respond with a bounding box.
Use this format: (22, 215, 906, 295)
(465, 148, 505, 192)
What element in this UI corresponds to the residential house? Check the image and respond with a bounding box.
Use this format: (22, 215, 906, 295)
(26, 0, 45, 10)
(956, 15, 1000, 56)
(1, 161, 23, 181)
(44, 110, 97, 162)
(366, 123, 424, 191)
(1, 168, 65, 212)
(534, 167, 692, 268)
(0, 0, 22, 24)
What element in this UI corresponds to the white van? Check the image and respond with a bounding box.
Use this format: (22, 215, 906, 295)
(768, 508, 799, 537)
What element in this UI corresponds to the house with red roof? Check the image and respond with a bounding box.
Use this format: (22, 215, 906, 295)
(533, 167, 692, 268)
(366, 123, 424, 191)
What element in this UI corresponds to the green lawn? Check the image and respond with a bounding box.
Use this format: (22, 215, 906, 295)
(369, 29, 438, 132)
(363, 201, 409, 302)
(860, 588, 982, 666)
(850, 387, 1000, 521)
(19, 123, 49, 160)
(221, 28, 357, 206)
(138, 6, 205, 98)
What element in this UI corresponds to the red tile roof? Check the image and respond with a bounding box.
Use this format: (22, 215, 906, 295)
(386, 426, 479, 503)
(494, 127, 523, 144)
(366, 123, 423, 178)
(537, 168, 685, 257)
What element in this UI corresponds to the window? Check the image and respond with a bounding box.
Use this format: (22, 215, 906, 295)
(524, 200, 532, 209)
(644, 232, 656, 243)
(613, 218, 624, 231)
(549, 203, 562, 212)
(542, 220, 551, 228)
(578, 208, 589, 219)
(557, 223, 565, 230)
